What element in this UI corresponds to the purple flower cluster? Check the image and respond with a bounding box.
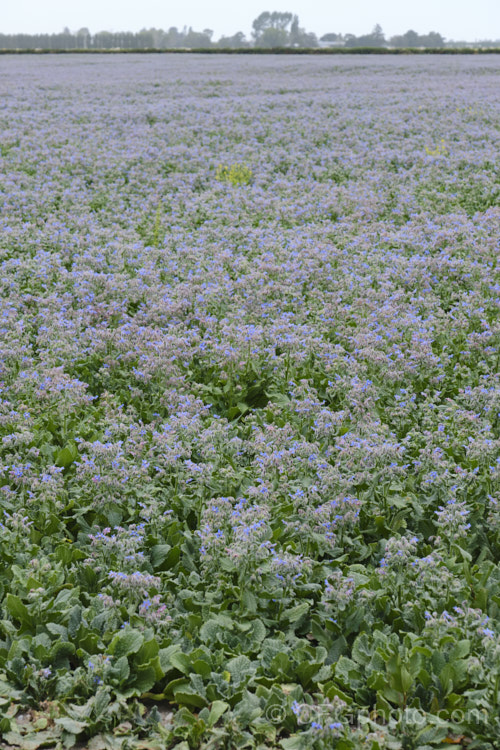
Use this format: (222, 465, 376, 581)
(0, 54, 499, 662)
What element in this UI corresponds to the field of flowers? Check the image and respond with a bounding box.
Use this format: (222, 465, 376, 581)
(0, 52, 499, 749)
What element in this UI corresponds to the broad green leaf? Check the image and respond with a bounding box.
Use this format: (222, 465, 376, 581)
(67, 605, 82, 639)
(55, 717, 88, 734)
(225, 655, 255, 686)
(451, 640, 470, 660)
(173, 688, 207, 709)
(3, 732, 56, 750)
(55, 442, 78, 468)
(280, 737, 303, 750)
(400, 666, 413, 694)
(150, 544, 171, 569)
(134, 638, 159, 666)
(5, 595, 30, 626)
(241, 589, 257, 613)
(352, 633, 373, 666)
(112, 656, 130, 682)
(417, 724, 449, 744)
(169, 652, 192, 675)
(270, 652, 290, 677)
(159, 644, 182, 672)
(192, 659, 211, 678)
(335, 656, 363, 689)
(132, 665, 157, 694)
(46, 622, 68, 639)
(109, 629, 144, 660)
(208, 700, 229, 727)
(381, 685, 403, 705)
(283, 602, 309, 623)
(200, 618, 225, 643)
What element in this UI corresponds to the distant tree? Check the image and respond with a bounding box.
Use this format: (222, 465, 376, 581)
(76, 27, 90, 48)
(93, 31, 115, 49)
(216, 31, 249, 48)
(290, 14, 318, 47)
(343, 33, 357, 46)
(260, 27, 290, 46)
(345, 24, 386, 47)
(0, 20, 449, 52)
(388, 33, 405, 47)
(183, 27, 213, 47)
(371, 24, 385, 45)
(420, 31, 445, 48)
(320, 32, 341, 42)
(251, 11, 316, 47)
(389, 29, 444, 48)
(401, 29, 420, 47)
(252, 11, 293, 46)
(151, 28, 165, 47)
(163, 27, 184, 48)
(136, 29, 155, 48)
(118, 31, 138, 48)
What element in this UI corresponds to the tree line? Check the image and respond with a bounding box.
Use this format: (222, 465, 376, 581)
(0, 13, 498, 50)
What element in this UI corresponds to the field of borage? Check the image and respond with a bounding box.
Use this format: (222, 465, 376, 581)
(0, 52, 499, 750)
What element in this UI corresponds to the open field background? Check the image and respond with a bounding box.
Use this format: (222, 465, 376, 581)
(0, 54, 500, 749)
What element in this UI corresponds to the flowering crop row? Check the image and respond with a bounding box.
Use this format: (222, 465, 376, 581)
(0, 53, 499, 749)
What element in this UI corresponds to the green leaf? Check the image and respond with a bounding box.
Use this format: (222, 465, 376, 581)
(270, 652, 290, 677)
(150, 544, 171, 569)
(109, 629, 144, 659)
(225, 655, 255, 686)
(439, 663, 454, 694)
(208, 700, 229, 727)
(375, 691, 393, 720)
(55, 442, 78, 468)
(352, 632, 373, 666)
(432, 650, 446, 674)
(283, 602, 309, 623)
(241, 589, 257, 613)
(54, 544, 73, 565)
(451, 659, 468, 688)
(280, 737, 303, 750)
(55, 717, 88, 734)
(112, 656, 130, 683)
(5, 594, 31, 626)
(296, 660, 322, 687)
(46, 622, 68, 639)
(249, 618, 266, 645)
(260, 639, 288, 669)
(173, 688, 207, 709)
(192, 659, 211, 678)
(417, 724, 449, 744)
(159, 644, 182, 671)
(67, 605, 82, 639)
(451, 640, 470, 660)
(335, 656, 363, 689)
(400, 666, 413, 694)
(329, 635, 348, 663)
(200, 618, 227, 643)
(3, 732, 55, 750)
(88, 735, 124, 750)
(134, 638, 159, 666)
(325, 683, 353, 704)
(132, 665, 157, 694)
(169, 652, 192, 675)
(50, 641, 76, 669)
(382, 685, 403, 705)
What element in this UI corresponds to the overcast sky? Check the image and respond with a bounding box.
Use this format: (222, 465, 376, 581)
(2, 0, 499, 41)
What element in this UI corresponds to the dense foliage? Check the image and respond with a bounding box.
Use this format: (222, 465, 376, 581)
(0, 53, 500, 749)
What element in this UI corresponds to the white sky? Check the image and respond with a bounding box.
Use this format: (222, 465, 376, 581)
(2, 0, 500, 41)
